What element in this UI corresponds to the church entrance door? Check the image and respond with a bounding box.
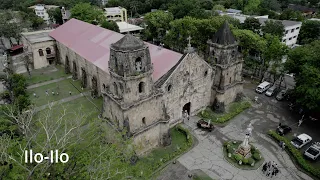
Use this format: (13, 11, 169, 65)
(182, 102, 191, 115)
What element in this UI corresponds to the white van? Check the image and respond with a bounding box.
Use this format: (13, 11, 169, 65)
(255, 81, 271, 93)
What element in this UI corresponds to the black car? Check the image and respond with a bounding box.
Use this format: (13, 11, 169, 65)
(276, 125, 292, 136)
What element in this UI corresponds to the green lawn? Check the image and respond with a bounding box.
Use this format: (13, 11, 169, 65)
(198, 100, 251, 124)
(24, 65, 69, 85)
(28, 79, 88, 107)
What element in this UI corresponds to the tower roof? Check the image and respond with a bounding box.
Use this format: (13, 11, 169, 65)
(211, 21, 237, 45)
(112, 34, 145, 51)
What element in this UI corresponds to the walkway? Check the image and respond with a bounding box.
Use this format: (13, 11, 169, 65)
(35, 91, 90, 112)
(27, 76, 72, 89)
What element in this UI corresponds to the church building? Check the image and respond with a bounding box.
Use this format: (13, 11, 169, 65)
(49, 19, 243, 155)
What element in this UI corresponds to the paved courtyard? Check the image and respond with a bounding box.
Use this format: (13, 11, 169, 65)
(158, 81, 315, 180)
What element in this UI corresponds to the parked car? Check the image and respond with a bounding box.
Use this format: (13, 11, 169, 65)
(291, 133, 312, 149)
(255, 81, 271, 93)
(276, 89, 287, 101)
(265, 86, 279, 97)
(304, 142, 320, 160)
(197, 119, 214, 132)
(276, 125, 292, 136)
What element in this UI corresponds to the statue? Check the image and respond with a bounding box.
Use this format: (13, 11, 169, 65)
(236, 122, 254, 158)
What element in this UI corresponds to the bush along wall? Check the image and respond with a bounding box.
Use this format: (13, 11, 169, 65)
(268, 130, 320, 178)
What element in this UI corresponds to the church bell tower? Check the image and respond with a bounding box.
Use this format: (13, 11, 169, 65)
(207, 22, 244, 109)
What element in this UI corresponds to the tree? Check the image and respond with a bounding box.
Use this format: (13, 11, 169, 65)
(243, 0, 261, 15)
(261, 20, 285, 40)
(0, 10, 23, 44)
(298, 20, 320, 45)
(242, 17, 261, 33)
(48, 7, 63, 25)
(212, 4, 225, 11)
(284, 41, 320, 112)
(71, 3, 104, 24)
(144, 10, 174, 41)
(101, 20, 120, 32)
(259, 0, 281, 12)
(279, 9, 304, 21)
(168, 0, 208, 19)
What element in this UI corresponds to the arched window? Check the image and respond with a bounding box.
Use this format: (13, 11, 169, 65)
(103, 84, 106, 90)
(229, 77, 232, 83)
(114, 82, 118, 96)
(138, 82, 144, 93)
(142, 117, 146, 125)
(204, 70, 208, 77)
(114, 57, 118, 72)
(167, 84, 172, 92)
(135, 57, 142, 72)
(46, 47, 51, 54)
(38, 49, 44, 56)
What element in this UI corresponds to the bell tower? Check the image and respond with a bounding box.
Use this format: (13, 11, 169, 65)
(207, 22, 244, 108)
(108, 34, 154, 105)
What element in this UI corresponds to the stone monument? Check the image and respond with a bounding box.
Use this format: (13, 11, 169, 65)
(236, 123, 253, 158)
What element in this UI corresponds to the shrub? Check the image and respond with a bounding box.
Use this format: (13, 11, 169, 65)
(242, 158, 249, 164)
(234, 154, 243, 162)
(248, 158, 254, 165)
(253, 152, 261, 160)
(175, 125, 193, 146)
(227, 146, 234, 154)
(268, 130, 320, 178)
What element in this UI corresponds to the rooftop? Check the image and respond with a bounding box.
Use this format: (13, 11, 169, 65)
(49, 19, 182, 81)
(258, 18, 302, 27)
(116, 22, 144, 33)
(211, 22, 237, 45)
(22, 30, 54, 44)
(104, 7, 124, 15)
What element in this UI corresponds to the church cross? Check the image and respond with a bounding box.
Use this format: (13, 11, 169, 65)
(187, 36, 192, 45)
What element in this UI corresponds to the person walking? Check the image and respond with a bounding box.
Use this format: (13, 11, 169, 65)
(33, 93, 36, 97)
(298, 115, 304, 127)
(262, 162, 267, 174)
(45, 90, 49, 96)
(282, 142, 286, 150)
(69, 91, 72, 95)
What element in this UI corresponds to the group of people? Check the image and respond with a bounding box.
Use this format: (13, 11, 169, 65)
(34, 90, 73, 97)
(262, 161, 280, 178)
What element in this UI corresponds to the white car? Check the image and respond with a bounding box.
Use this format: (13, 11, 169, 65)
(291, 133, 312, 149)
(304, 142, 320, 160)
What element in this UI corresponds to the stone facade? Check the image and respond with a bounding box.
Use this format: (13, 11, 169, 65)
(54, 22, 244, 155)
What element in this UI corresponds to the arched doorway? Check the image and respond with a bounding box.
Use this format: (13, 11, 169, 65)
(92, 76, 98, 97)
(182, 102, 191, 115)
(65, 56, 70, 74)
(72, 61, 78, 79)
(81, 67, 87, 88)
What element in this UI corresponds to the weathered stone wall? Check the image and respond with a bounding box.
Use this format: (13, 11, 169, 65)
(123, 95, 164, 133)
(29, 41, 56, 69)
(215, 84, 243, 104)
(161, 53, 214, 125)
(56, 42, 110, 96)
(103, 95, 124, 128)
(133, 123, 161, 155)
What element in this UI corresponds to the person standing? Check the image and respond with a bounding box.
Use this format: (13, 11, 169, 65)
(45, 90, 49, 96)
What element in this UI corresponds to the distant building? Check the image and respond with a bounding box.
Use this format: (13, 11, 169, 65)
(101, 0, 108, 6)
(61, 7, 71, 24)
(29, 4, 59, 25)
(116, 22, 143, 34)
(258, 18, 302, 47)
(21, 30, 56, 69)
(288, 4, 318, 16)
(104, 7, 128, 22)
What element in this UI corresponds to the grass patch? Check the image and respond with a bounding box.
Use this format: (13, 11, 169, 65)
(24, 65, 69, 85)
(28, 79, 87, 107)
(223, 141, 264, 170)
(268, 130, 320, 179)
(198, 101, 251, 124)
(129, 125, 193, 178)
(192, 170, 213, 180)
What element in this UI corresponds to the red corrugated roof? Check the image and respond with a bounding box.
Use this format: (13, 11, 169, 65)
(10, 44, 24, 51)
(49, 18, 183, 81)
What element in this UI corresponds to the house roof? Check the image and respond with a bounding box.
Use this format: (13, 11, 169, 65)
(22, 30, 54, 44)
(49, 18, 183, 81)
(211, 21, 237, 45)
(258, 18, 301, 28)
(116, 22, 144, 33)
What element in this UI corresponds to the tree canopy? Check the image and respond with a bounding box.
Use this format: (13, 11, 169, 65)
(101, 20, 120, 32)
(242, 17, 261, 33)
(285, 41, 320, 112)
(261, 20, 285, 40)
(298, 20, 320, 45)
(144, 10, 174, 41)
(70, 3, 104, 24)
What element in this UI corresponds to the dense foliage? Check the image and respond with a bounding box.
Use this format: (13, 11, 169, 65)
(284, 41, 320, 113)
(101, 20, 120, 32)
(71, 3, 104, 24)
(298, 20, 320, 45)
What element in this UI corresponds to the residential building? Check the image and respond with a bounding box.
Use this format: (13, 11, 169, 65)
(258, 18, 302, 47)
(104, 7, 128, 22)
(116, 22, 143, 34)
(61, 7, 71, 24)
(49, 19, 244, 155)
(29, 4, 59, 25)
(21, 30, 56, 69)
